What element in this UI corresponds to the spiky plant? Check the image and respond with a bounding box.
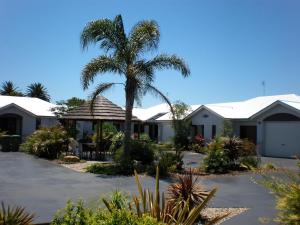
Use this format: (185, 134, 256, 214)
(80, 14, 190, 157)
(0, 202, 34, 225)
(0, 81, 23, 96)
(167, 169, 210, 210)
(129, 167, 228, 225)
(26, 82, 50, 102)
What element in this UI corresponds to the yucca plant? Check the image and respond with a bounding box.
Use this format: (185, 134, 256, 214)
(167, 169, 210, 220)
(0, 202, 34, 225)
(131, 167, 228, 225)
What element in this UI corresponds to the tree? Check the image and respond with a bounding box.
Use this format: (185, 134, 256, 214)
(80, 15, 190, 156)
(0, 81, 23, 96)
(26, 82, 51, 101)
(172, 101, 191, 148)
(51, 97, 85, 118)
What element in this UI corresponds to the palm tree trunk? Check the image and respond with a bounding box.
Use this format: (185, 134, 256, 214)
(124, 81, 135, 157)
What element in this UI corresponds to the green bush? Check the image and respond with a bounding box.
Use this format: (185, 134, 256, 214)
(86, 163, 119, 175)
(109, 132, 124, 153)
(261, 163, 300, 224)
(114, 140, 155, 165)
(93, 208, 162, 225)
(240, 156, 260, 170)
(203, 138, 231, 173)
(148, 152, 183, 177)
(51, 200, 93, 225)
(20, 126, 69, 159)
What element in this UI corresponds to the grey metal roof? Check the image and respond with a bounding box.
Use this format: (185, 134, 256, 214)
(62, 96, 139, 121)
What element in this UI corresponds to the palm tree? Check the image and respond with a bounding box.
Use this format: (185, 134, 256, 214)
(26, 82, 50, 101)
(0, 81, 23, 96)
(80, 15, 190, 156)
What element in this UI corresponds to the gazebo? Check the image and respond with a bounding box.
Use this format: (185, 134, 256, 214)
(62, 96, 140, 158)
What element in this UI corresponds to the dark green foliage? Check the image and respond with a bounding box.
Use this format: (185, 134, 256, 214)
(114, 140, 155, 165)
(51, 200, 92, 225)
(240, 156, 260, 170)
(203, 137, 259, 173)
(203, 138, 231, 173)
(52, 97, 85, 118)
(85, 163, 119, 175)
(148, 152, 183, 177)
(172, 101, 191, 149)
(0, 202, 34, 225)
(261, 163, 300, 224)
(109, 132, 124, 153)
(0, 81, 23, 96)
(26, 82, 50, 102)
(20, 126, 70, 159)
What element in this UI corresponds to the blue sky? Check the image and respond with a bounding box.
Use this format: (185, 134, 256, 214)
(0, 0, 299, 107)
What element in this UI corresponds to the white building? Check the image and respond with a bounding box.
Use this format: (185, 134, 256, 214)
(133, 94, 300, 158)
(0, 96, 58, 140)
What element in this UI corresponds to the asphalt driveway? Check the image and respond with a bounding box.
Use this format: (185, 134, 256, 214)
(0, 151, 298, 224)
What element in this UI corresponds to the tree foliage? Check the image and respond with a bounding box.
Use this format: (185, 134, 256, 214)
(26, 82, 50, 101)
(172, 101, 191, 148)
(0, 81, 23, 96)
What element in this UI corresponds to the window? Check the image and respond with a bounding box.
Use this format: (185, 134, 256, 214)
(212, 125, 216, 139)
(199, 125, 204, 137)
(36, 118, 41, 130)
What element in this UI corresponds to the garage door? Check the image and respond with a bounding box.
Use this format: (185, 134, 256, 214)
(264, 122, 300, 157)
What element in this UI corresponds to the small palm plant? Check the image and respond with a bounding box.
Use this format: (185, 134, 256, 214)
(0, 81, 23, 96)
(167, 169, 210, 217)
(0, 202, 34, 225)
(26, 82, 50, 102)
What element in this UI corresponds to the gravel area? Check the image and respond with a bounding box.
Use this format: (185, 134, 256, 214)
(60, 161, 100, 172)
(203, 208, 249, 224)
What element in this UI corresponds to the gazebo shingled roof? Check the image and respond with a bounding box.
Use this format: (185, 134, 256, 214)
(62, 96, 139, 121)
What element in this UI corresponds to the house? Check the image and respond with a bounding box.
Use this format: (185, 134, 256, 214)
(134, 94, 300, 158)
(0, 96, 58, 140)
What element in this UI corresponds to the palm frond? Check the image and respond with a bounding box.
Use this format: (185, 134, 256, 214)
(147, 54, 190, 77)
(0, 202, 34, 225)
(145, 84, 174, 118)
(26, 82, 50, 101)
(80, 18, 115, 51)
(129, 20, 160, 55)
(81, 55, 123, 89)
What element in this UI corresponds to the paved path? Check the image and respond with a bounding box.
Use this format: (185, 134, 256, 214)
(0, 151, 298, 224)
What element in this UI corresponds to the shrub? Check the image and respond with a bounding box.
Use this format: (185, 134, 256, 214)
(203, 138, 231, 173)
(109, 132, 124, 153)
(85, 163, 119, 175)
(148, 152, 183, 177)
(0, 202, 34, 225)
(240, 156, 260, 170)
(51, 200, 92, 225)
(222, 136, 243, 162)
(261, 162, 300, 225)
(113, 140, 155, 173)
(20, 126, 69, 159)
(138, 133, 152, 143)
(188, 143, 206, 154)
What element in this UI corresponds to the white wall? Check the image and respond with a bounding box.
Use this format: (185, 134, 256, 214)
(191, 108, 224, 141)
(41, 117, 59, 128)
(0, 106, 36, 139)
(159, 121, 174, 142)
